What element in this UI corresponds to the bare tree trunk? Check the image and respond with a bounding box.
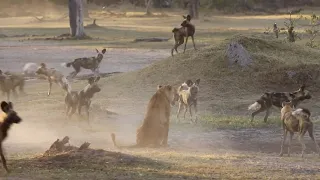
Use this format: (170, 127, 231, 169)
(76, 0, 85, 38)
(69, 0, 77, 36)
(188, 0, 199, 19)
(69, 0, 85, 38)
(83, 0, 89, 18)
(145, 0, 152, 15)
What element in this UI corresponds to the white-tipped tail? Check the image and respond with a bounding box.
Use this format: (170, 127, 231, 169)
(23, 62, 38, 75)
(61, 63, 68, 68)
(292, 108, 310, 119)
(248, 102, 261, 111)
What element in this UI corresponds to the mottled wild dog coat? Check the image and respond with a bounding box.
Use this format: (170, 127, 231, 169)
(35, 63, 71, 96)
(248, 85, 311, 122)
(273, 23, 280, 38)
(111, 85, 177, 148)
(0, 70, 25, 101)
(0, 101, 22, 173)
(177, 79, 200, 123)
(171, 15, 196, 56)
(65, 48, 106, 78)
(279, 101, 320, 157)
(65, 76, 101, 121)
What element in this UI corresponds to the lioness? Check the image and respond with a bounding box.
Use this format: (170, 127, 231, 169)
(111, 85, 177, 148)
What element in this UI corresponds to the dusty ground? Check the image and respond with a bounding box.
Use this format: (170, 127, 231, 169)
(1, 5, 320, 179)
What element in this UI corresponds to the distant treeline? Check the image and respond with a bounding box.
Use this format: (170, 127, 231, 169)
(1, 0, 319, 9)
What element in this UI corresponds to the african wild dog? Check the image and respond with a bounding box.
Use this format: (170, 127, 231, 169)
(177, 79, 200, 123)
(279, 101, 320, 157)
(65, 76, 101, 121)
(273, 23, 280, 38)
(0, 70, 26, 101)
(248, 85, 311, 122)
(171, 15, 196, 56)
(0, 101, 22, 173)
(64, 48, 106, 79)
(35, 63, 71, 96)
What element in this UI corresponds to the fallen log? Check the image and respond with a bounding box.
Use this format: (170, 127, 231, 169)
(133, 37, 170, 42)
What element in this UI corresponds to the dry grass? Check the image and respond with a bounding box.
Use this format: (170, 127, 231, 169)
(3, 149, 320, 179)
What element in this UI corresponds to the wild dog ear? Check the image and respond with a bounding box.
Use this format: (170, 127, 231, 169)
(101, 49, 106, 54)
(300, 84, 306, 91)
(166, 85, 172, 91)
(185, 80, 193, 87)
(157, 85, 162, 90)
(40, 63, 46, 68)
(183, 15, 187, 19)
(95, 76, 100, 82)
(289, 92, 295, 98)
(95, 48, 99, 53)
(195, 79, 200, 86)
(7, 102, 13, 110)
(187, 14, 191, 21)
(88, 77, 95, 84)
(1, 101, 10, 113)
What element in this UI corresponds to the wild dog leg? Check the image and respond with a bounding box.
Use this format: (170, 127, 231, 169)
(251, 106, 266, 122)
(183, 105, 188, 120)
(85, 101, 90, 122)
(69, 105, 76, 119)
(183, 36, 189, 53)
(19, 80, 26, 95)
(308, 124, 320, 156)
(47, 80, 52, 96)
(194, 102, 198, 123)
(177, 102, 182, 122)
(191, 35, 196, 50)
(0, 144, 9, 173)
(264, 108, 271, 123)
(287, 132, 294, 157)
(298, 131, 307, 158)
(188, 105, 194, 123)
(176, 38, 184, 53)
(66, 104, 70, 117)
(12, 88, 18, 99)
(279, 129, 287, 157)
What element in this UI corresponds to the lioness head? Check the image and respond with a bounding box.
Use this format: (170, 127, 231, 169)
(157, 85, 178, 106)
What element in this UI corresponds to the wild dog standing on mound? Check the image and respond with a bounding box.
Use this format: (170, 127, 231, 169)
(0, 70, 25, 101)
(35, 63, 71, 96)
(0, 101, 22, 173)
(177, 79, 200, 123)
(111, 85, 177, 148)
(248, 85, 311, 122)
(65, 76, 101, 121)
(273, 23, 280, 38)
(171, 15, 196, 56)
(64, 48, 106, 79)
(279, 101, 320, 157)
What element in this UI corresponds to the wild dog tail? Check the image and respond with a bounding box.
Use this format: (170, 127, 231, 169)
(292, 108, 311, 119)
(172, 28, 179, 33)
(61, 62, 73, 68)
(110, 133, 139, 149)
(248, 102, 261, 111)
